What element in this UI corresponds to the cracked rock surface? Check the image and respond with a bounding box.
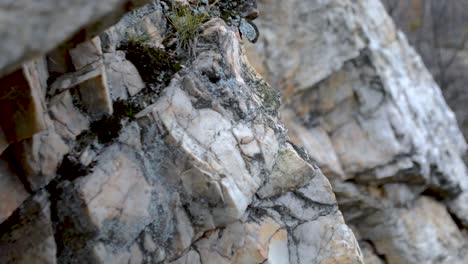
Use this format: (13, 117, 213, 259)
(0, 0, 153, 76)
(2, 0, 468, 263)
(0, 1, 363, 263)
(246, 0, 468, 263)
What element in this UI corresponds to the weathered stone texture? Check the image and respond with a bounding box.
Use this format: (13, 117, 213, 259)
(1, 0, 467, 263)
(10, 119, 70, 190)
(0, 62, 47, 152)
(104, 51, 145, 100)
(0, 2, 365, 263)
(0, 191, 56, 264)
(0, 0, 152, 76)
(246, 0, 468, 263)
(0, 155, 29, 223)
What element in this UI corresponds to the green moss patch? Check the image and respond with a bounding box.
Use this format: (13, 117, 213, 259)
(119, 40, 181, 86)
(113, 99, 143, 121)
(87, 99, 143, 144)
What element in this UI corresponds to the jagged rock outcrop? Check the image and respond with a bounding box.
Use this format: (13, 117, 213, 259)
(245, 0, 468, 263)
(0, 1, 364, 263)
(2, 0, 467, 263)
(0, 0, 154, 76)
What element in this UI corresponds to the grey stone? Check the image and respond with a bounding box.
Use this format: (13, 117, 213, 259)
(104, 51, 145, 100)
(0, 0, 153, 76)
(448, 193, 468, 228)
(246, 0, 468, 262)
(0, 61, 47, 152)
(69, 37, 103, 69)
(10, 117, 69, 190)
(0, 155, 29, 223)
(247, 0, 468, 194)
(0, 191, 56, 264)
(70, 38, 113, 119)
(354, 197, 468, 264)
(49, 90, 90, 140)
(100, 1, 166, 52)
(43, 15, 363, 263)
(257, 143, 320, 199)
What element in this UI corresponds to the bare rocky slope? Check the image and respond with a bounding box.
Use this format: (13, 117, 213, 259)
(0, 1, 362, 263)
(381, 0, 468, 161)
(0, 0, 466, 263)
(245, 0, 468, 263)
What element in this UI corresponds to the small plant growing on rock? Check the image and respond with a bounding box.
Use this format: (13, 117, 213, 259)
(88, 100, 143, 144)
(127, 32, 152, 44)
(90, 115, 122, 144)
(167, 2, 209, 56)
(113, 99, 142, 121)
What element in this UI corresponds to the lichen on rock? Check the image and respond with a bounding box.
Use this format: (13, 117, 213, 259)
(2, 0, 467, 263)
(0, 1, 364, 263)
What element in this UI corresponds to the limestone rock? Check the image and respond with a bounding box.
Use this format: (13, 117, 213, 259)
(48, 61, 103, 96)
(244, 0, 365, 93)
(359, 241, 385, 264)
(246, 0, 468, 263)
(30, 57, 49, 98)
(104, 51, 145, 100)
(70, 38, 113, 118)
(257, 143, 320, 199)
(448, 193, 468, 228)
(0, 155, 29, 223)
(31, 14, 362, 263)
(69, 37, 103, 69)
(0, 0, 152, 76)
(169, 250, 201, 264)
(75, 66, 113, 118)
(49, 90, 90, 140)
(0, 62, 47, 152)
(55, 146, 166, 262)
(247, 0, 468, 195)
(282, 109, 346, 180)
(0, 0, 465, 262)
(10, 134, 68, 191)
(0, 191, 56, 264)
(195, 217, 285, 264)
(100, 2, 166, 52)
(289, 212, 363, 264)
(10, 118, 70, 190)
(49, 59, 112, 120)
(195, 173, 362, 264)
(355, 197, 468, 263)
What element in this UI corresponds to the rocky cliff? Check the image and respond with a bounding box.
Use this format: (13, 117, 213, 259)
(381, 0, 468, 161)
(245, 0, 468, 263)
(0, 1, 362, 263)
(0, 0, 466, 264)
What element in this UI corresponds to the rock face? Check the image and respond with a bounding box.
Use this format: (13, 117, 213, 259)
(0, 0, 153, 76)
(0, 191, 56, 264)
(0, 1, 364, 263)
(0, 155, 29, 223)
(0, 61, 48, 153)
(0, 0, 467, 263)
(245, 0, 468, 263)
(380, 1, 468, 146)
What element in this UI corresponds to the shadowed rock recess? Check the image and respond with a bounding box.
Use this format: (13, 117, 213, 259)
(0, 0, 465, 264)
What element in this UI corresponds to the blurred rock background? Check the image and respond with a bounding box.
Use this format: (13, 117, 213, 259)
(382, 0, 468, 142)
